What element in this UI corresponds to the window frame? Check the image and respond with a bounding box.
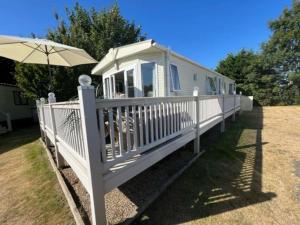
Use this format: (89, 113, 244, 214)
(229, 83, 235, 95)
(193, 73, 198, 81)
(140, 61, 157, 97)
(169, 63, 181, 92)
(102, 64, 137, 98)
(206, 76, 217, 95)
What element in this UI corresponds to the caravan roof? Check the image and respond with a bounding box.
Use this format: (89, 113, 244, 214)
(91, 39, 233, 82)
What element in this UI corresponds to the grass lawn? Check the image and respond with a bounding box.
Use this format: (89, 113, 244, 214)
(135, 107, 300, 225)
(0, 126, 75, 225)
(1, 107, 300, 225)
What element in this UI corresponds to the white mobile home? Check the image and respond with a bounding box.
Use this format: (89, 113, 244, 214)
(36, 40, 241, 225)
(0, 83, 33, 132)
(91, 39, 235, 98)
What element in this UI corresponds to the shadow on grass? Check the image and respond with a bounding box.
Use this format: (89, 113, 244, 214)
(0, 125, 40, 155)
(132, 107, 276, 225)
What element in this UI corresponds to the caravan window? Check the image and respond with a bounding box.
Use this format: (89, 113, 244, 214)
(114, 71, 125, 98)
(218, 78, 221, 94)
(223, 81, 227, 94)
(13, 91, 28, 105)
(141, 62, 156, 97)
(127, 69, 135, 97)
(207, 77, 216, 94)
(104, 78, 110, 98)
(193, 73, 198, 81)
(103, 67, 135, 99)
(229, 83, 234, 95)
(170, 64, 181, 91)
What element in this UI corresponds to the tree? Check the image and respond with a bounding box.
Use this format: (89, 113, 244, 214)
(262, 0, 300, 74)
(216, 49, 258, 95)
(261, 0, 300, 104)
(288, 71, 300, 103)
(216, 50, 284, 106)
(216, 1, 300, 105)
(0, 57, 15, 84)
(288, 71, 300, 91)
(15, 3, 145, 100)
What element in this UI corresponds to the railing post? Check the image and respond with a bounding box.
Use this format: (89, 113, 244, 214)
(232, 92, 236, 122)
(40, 98, 47, 140)
(36, 99, 43, 138)
(239, 91, 243, 115)
(77, 75, 107, 225)
(221, 94, 225, 133)
(48, 92, 65, 168)
(6, 113, 12, 132)
(193, 87, 200, 154)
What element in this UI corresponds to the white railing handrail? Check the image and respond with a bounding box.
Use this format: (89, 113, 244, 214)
(96, 96, 195, 108)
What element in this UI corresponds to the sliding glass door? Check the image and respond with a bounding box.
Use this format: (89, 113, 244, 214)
(103, 67, 136, 99)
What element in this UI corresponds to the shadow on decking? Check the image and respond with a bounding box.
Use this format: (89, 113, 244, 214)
(127, 107, 276, 225)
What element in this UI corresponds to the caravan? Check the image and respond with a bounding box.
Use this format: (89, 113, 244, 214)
(91, 39, 235, 98)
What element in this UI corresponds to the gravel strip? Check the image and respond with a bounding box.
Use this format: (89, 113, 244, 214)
(47, 118, 225, 224)
(59, 143, 195, 225)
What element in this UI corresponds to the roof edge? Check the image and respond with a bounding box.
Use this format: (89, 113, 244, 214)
(91, 39, 154, 75)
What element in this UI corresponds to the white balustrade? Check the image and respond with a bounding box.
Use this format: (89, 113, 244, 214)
(36, 75, 242, 225)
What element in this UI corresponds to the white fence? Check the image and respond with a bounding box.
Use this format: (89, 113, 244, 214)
(37, 85, 241, 225)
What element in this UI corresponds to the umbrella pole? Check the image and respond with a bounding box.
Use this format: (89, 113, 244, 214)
(47, 57, 52, 91)
(45, 46, 52, 91)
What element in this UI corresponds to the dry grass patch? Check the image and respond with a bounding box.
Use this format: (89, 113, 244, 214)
(135, 106, 300, 225)
(0, 127, 75, 225)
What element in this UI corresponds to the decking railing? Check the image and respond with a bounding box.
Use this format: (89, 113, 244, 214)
(37, 83, 241, 225)
(96, 96, 195, 171)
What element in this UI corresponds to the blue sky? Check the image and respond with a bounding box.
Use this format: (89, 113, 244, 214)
(0, 0, 292, 69)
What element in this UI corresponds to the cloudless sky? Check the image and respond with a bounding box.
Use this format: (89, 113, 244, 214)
(0, 0, 292, 69)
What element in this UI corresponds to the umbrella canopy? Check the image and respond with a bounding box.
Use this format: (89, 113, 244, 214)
(0, 35, 97, 66)
(0, 35, 97, 91)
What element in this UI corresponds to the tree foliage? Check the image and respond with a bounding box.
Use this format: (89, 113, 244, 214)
(216, 50, 283, 105)
(15, 3, 145, 100)
(216, 49, 258, 95)
(217, 1, 300, 105)
(262, 0, 300, 73)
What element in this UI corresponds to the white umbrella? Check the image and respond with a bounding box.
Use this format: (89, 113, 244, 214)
(0, 35, 97, 90)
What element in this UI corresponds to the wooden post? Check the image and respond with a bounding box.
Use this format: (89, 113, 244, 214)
(193, 87, 200, 154)
(48, 92, 65, 168)
(78, 76, 107, 225)
(221, 94, 225, 133)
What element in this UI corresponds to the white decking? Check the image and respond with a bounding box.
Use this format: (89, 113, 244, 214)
(37, 89, 240, 225)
